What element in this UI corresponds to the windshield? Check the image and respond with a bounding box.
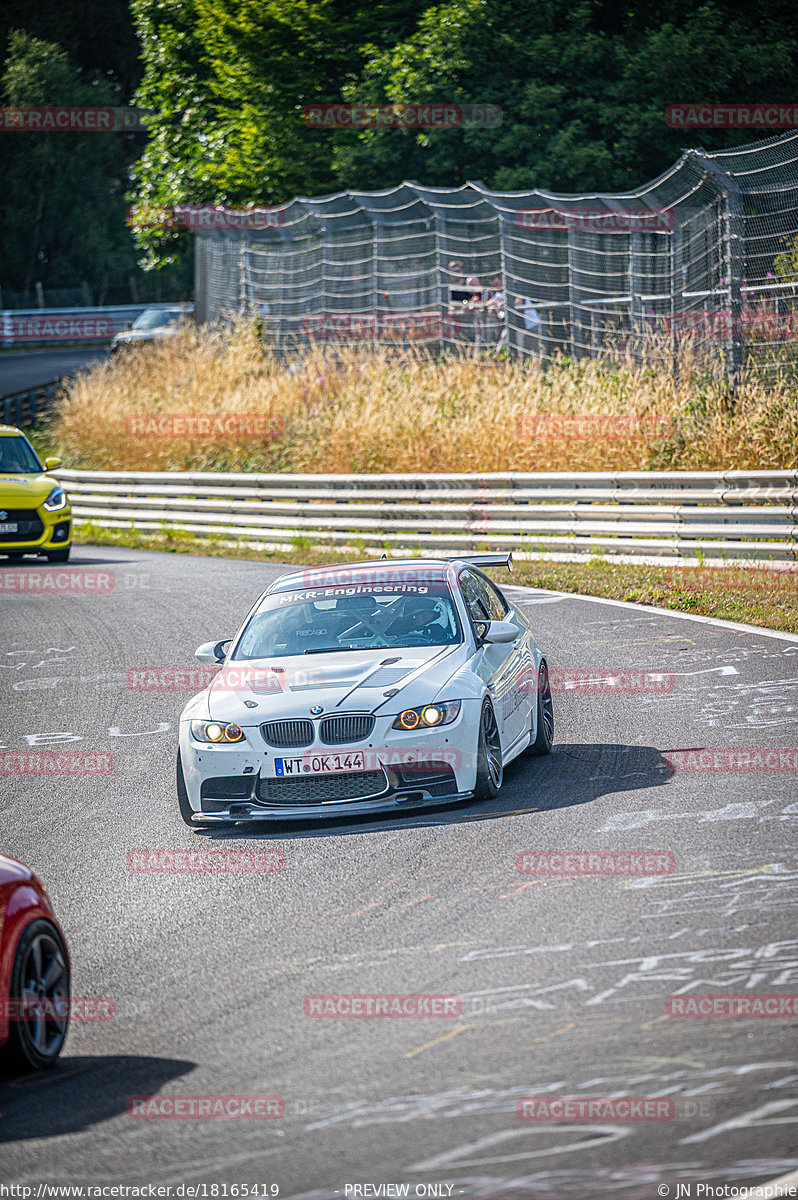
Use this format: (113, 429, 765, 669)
(234, 583, 462, 659)
(0, 436, 42, 474)
(131, 308, 187, 330)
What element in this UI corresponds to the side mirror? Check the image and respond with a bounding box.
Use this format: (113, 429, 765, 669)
(482, 619, 518, 645)
(44, 456, 62, 471)
(195, 640, 231, 665)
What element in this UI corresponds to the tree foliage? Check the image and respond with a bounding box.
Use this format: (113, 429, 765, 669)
(0, 31, 139, 297)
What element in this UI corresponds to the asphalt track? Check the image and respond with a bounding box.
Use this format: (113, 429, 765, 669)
(1, 545, 797, 1199)
(0, 349, 109, 396)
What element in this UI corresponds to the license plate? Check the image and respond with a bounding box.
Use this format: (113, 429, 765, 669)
(0, 523, 18, 534)
(274, 752, 366, 777)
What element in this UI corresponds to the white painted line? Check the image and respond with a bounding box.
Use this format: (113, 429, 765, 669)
(508, 586, 798, 644)
(738, 1167, 798, 1198)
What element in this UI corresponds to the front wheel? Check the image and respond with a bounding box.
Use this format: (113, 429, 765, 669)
(473, 699, 503, 800)
(526, 659, 554, 756)
(45, 547, 71, 563)
(3, 920, 70, 1072)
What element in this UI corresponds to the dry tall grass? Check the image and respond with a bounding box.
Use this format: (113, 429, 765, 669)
(48, 323, 798, 472)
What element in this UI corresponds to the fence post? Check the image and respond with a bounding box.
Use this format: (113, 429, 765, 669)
(669, 223, 684, 375)
(724, 188, 744, 391)
(629, 231, 644, 362)
(567, 228, 581, 359)
(497, 212, 512, 355)
(686, 150, 744, 393)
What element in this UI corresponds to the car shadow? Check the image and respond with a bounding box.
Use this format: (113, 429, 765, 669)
(0, 555, 143, 569)
(191, 742, 673, 842)
(0, 1054, 196, 1142)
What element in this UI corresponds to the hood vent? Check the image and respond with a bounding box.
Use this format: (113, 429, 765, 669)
(357, 666, 414, 688)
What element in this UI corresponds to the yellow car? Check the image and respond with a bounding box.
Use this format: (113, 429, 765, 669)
(0, 425, 71, 562)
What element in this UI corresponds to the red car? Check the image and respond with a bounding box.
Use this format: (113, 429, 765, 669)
(0, 854, 70, 1071)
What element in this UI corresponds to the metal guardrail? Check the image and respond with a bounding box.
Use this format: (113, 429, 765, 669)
(1, 378, 68, 428)
(56, 468, 798, 561)
(0, 303, 188, 346)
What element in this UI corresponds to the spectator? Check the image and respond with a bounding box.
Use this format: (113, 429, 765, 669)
(466, 275, 483, 305)
(485, 275, 505, 314)
(448, 260, 470, 304)
(516, 295, 541, 355)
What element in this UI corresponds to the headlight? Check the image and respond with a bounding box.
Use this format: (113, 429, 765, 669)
(42, 486, 68, 512)
(190, 721, 244, 743)
(392, 701, 461, 730)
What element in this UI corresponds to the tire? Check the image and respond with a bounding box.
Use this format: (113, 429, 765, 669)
(45, 547, 71, 563)
(177, 750, 197, 826)
(3, 919, 69, 1072)
(473, 699, 503, 800)
(527, 659, 554, 756)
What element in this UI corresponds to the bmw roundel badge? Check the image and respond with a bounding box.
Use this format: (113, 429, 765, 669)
(310, 705, 323, 715)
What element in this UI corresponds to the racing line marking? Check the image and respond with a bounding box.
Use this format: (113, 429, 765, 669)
(404, 1024, 471, 1059)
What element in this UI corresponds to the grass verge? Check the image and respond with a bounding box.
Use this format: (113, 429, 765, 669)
(74, 525, 798, 633)
(36, 324, 798, 472)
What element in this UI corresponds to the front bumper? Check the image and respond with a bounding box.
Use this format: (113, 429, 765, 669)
(179, 709, 479, 822)
(0, 504, 71, 554)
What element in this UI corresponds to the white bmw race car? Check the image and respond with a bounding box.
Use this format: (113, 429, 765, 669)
(177, 555, 554, 824)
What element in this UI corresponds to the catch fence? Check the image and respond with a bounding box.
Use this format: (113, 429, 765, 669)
(194, 132, 798, 384)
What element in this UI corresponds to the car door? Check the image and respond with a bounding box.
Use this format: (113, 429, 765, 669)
(460, 570, 525, 748)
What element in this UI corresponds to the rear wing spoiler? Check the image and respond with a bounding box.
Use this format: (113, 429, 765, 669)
(452, 553, 513, 573)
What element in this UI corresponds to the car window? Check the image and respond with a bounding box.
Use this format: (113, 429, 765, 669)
(132, 308, 187, 330)
(480, 575, 510, 620)
(0, 436, 41, 474)
(460, 570, 491, 627)
(233, 583, 462, 658)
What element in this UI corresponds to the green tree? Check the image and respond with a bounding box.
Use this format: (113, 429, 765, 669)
(0, 31, 139, 298)
(129, 0, 436, 264)
(333, 0, 798, 193)
(128, 0, 798, 267)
